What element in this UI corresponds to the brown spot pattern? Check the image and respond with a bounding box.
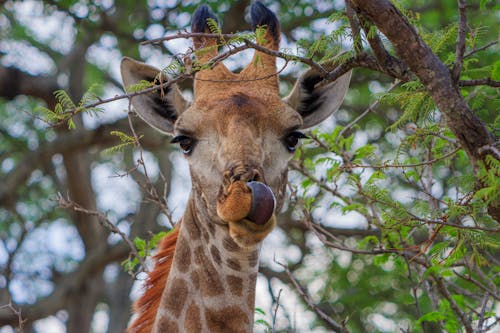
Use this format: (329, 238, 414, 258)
(204, 306, 250, 333)
(191, 270, 200, 289)
(156, 316, 179, 333)
(174, 240, 191, 273)
(226, 258, 241, 271)
(193, 246, 205, 265)
(207, 221, 216, 235)
(226, 275, 243, 296)
(183, 216, 201, 240)
(200, 259, 225, 297)
(222, 236, 240, 252)
(163, 278, 188, 317)
(247, 273, 257, 308)
(248, 250, 259, 267)
(210, 245, 222, 265)
(185, 302, 202, 333)
(202, 228, 210, 242)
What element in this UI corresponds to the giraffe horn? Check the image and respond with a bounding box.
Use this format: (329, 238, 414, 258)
(240, 1, 280, 91)
(191, 5, 232, 89)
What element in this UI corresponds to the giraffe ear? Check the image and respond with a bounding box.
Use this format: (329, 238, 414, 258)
(120, 57, 190, 135)
(284, 69, 351, 129)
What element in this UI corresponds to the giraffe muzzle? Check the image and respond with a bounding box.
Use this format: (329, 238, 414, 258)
(246, 181, 276, 225)
(216, 178, 277, 247)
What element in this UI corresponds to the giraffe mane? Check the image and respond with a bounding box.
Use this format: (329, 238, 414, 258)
(127, 225, 180, 333)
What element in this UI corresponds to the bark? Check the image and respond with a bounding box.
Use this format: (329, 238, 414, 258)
(0, 67, 59, 106)
(349, 0, 495, 163)
(66, 274, 105, 333)
(350, 0, 498, 221)
(106, 269, 135, 333)
(222, 0, 251, 33)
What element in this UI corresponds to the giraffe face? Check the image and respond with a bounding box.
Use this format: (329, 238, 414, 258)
(175, 91, 302, 224)
(120, 2, 351, 247)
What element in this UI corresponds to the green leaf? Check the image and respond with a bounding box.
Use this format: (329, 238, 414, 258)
(480, 0, 490, 10)
(254, 307, 266, 316)
(67, 118, 76, 130)
(491, 60, 500, 80)
(206, 17, 221, 35)
(125, 80, 154, 93)
(341, 203, 368, 215)
(353, 144, 376, 160)
(373, 254, 391, 266)
(417, 311, 444, 324)
(133, 237, 147, 252)
(358, 235, 380, 249)
(151, 231, 169, 247)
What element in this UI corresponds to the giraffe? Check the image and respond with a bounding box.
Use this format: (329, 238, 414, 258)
(121, 2, 351, 332)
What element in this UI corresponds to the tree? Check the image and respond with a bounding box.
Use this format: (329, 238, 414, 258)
(1, 0, 498, 332)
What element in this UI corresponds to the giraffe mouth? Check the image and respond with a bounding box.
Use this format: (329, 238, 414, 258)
(215, 165, 277, 246)
(246, 181, 276, 225)
(216, 180, 275, 225)
(216, 178, 276, 242)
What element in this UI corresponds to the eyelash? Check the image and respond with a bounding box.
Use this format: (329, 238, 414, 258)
(171, 135, 196, 154)
(171, 131, 306, 154)
(283, 131, 307, 152)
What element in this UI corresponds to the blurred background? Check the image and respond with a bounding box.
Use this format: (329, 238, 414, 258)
(1, 1, 499, 332)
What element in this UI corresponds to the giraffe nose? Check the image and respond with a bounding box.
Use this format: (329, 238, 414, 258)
(224, 163, 263, 184)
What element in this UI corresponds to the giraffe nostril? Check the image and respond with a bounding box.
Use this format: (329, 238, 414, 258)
(226, 163, 263, 184)
(251, 170, 262, 182)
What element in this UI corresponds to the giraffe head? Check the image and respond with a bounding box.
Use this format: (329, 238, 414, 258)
(121, 2, 351, 248)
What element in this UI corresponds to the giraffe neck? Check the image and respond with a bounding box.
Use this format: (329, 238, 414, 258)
(152, 195, 261, 333)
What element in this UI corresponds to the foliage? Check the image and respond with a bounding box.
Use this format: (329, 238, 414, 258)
(0, 0, 499, 333)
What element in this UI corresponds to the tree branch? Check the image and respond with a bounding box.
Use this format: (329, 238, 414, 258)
(349, 0, 498, 223)
(345, 0, 363, 55)
(459, 78, 500, 87)
(452, 0, 468, 81)
(0, 242, 130, 326)
(0, 118, 164, 206)
(276, 261, 350, 333)
(0, 66, 59, 106)
(56, 193, 145, 271)
(349, 0, 495, 163)
(464, 39, 498, 58)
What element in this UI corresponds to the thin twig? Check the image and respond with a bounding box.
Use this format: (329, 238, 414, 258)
(0, 301, 25, 332)
(459, 78, 500, 87)
(276, 260, 350, 333)
(271, 288, 282, 333)
(431, 273, 474, 333)
(126, 110, 173, 223)
(478, 143, 500, 159)
(452, 0, 468, 81)
(454, 270, 500, 302)
(345, 0, 363, 55)
(477, 292, 490, 333)
(56, 193, 146, 271)
(356, 11, 410, 80)
(337, 80, 400, 142)
(144, 31, 329, 75)
(142, 31, 242, 45)
(464, 39, 498, 58)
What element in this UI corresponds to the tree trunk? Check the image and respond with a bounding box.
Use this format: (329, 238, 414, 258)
(350, 0, 499, 221)
(65, 274, 105, 333)
(349, 0, 494, 163)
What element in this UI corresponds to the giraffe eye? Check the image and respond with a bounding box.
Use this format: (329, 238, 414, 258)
(284, 131, 307, 152)
(171, 135, 195, 154)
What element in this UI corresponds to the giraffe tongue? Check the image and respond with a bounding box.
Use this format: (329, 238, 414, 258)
(246, 181, 276, 225)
